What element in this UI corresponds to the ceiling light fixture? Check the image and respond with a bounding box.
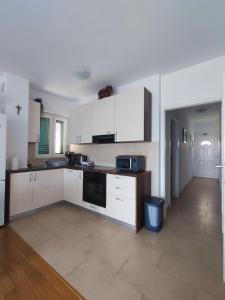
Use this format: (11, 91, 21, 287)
(72, 68, 90, 80)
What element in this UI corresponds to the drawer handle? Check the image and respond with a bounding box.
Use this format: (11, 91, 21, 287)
(115, 197, 124, 201)
(115, 176, 120, 179)
(115, 187, 121, 189)
(89, 204, 96, 209)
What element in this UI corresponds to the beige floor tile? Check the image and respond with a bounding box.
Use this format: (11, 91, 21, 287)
(118, 256, 197, 300)
(10, 220, 55, 248)
(141, 295, 152, 300)
(197, 290, 221, 300)
(35, 235, 89, 276)
(66, 257, 142, 300)
(158, 252, 225, 300)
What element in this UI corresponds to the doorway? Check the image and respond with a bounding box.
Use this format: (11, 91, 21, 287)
(170, 118, 179, 200)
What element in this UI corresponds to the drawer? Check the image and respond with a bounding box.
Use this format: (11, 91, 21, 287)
(107, 174, 136, 188)
(82, 201, 106, 215)
(107, 183, 136, 200)
(106, 194, 136, 226)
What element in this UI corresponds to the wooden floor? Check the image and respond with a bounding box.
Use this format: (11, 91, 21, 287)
(0, 226, 84, 300)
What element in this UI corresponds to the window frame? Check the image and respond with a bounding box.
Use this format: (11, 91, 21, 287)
(35, 113, 68, 158)
(52, 115, 68, 157)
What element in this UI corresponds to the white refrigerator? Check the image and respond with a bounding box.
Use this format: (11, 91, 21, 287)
(0, 114, 6, 226)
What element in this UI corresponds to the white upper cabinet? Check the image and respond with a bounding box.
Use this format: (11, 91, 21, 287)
(68, 106, 81, 144)
(115, 87, 151, 142)
(80, 102, 94, 143)
(68, 87, 151, 145)
(93, 96, 115, 136)
(68, 103, 93, 144)
(28, 101, 40, 143)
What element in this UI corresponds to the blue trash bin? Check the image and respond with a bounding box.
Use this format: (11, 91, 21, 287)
(144, 197, 165, 232)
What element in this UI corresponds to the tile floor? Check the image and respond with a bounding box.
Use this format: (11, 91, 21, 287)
(10, 178, 224, 300)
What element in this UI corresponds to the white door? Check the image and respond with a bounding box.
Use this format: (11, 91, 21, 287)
(93, 96, 115, 135)
(194, 134, 217, 178)
(10, 172, 33, 216)
(0, 114, 6, 180)
(115, 88, 144, 142)
(222, 73, 225, 281)
(32, 170, 63, 209)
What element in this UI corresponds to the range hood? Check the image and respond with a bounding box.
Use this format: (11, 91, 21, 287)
(92, 134, 115, 144)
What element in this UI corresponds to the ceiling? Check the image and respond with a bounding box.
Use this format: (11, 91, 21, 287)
(0, 0, 225, 100)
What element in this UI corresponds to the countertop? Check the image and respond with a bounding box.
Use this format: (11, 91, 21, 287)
(6, 165, 151, 177)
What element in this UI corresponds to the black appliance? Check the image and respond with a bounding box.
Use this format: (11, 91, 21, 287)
(65, 152, 88, 166)
(116, 155, 145, 172)
(83, 171, 106, 207)
(92, 134, 115, 144)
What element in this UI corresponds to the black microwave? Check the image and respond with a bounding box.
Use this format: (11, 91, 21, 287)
(116, 155, 145, 172)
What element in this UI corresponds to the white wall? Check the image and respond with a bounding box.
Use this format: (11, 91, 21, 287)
(29, 86, 73, 117)
(160, 56, 225, 204)
(70, 142, 159, 196)
(4, 73, 29, 168)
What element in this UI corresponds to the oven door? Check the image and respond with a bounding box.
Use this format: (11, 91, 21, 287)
(116, 157, 132, 171)
(83, 171, 106, 207)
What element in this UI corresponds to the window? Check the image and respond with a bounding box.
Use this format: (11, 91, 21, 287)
(36, 114, 68, 157)
(200, 140, 212, 146)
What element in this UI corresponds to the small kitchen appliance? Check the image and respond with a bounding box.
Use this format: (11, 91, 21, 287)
(116, 155, 145, 172)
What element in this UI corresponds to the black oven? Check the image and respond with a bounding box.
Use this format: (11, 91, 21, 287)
(83, 171, 106, 208)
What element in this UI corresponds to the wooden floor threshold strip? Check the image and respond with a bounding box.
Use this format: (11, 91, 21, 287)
(0, 226, 85, 300)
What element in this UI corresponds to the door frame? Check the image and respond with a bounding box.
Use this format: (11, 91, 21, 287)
(170, 118, 179, 201)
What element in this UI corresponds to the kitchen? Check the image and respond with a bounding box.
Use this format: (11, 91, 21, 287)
(4, 85, 152, 233)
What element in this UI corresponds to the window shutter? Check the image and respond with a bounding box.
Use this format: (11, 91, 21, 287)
(38, 117, 50, 155)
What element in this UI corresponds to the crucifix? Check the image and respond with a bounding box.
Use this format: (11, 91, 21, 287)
(16, 105, 22, 115)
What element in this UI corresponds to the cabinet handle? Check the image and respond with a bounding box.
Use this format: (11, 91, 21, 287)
(115, 132, 117, 141)
(115, 176, 120, 179)
(115, 197, 124, 201)
(29, 173, 33, 182)
(34, 172, 37, 182)
(89, 204, 96, 209)
(115, 187, 121, 189)
(80, 135, 82, 143)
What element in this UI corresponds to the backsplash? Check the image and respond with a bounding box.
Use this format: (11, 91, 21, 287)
(69, 142, 159, 195)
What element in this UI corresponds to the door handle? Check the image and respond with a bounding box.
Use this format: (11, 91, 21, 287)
(216, 165, 224, 168)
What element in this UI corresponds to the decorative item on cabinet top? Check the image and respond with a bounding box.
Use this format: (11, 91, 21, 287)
(98, 85, 113, 99)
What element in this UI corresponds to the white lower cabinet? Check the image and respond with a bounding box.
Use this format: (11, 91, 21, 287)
(63, 169, 83, 206)
(32, 169, 63, 209)
(106, 174, 136, 226)
(10, 169, 63, 217)
(107, 194, 136, 226)
(10, 172, 33, 216)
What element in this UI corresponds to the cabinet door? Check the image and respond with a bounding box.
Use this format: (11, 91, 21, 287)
(28, 101, 40, 142)
(77, 170, 83, 206)
(63, 169, 83, 206)
(68, 107, 81, 144)
(80, 103, 94, 143)
(63, 169, 77, 204)
(10, 172, 33, 216)
(106, 194, 136, 226)
(115, 88, 144, 142)
(93, 96, 115, 135)
(32, 169, 63, 209)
